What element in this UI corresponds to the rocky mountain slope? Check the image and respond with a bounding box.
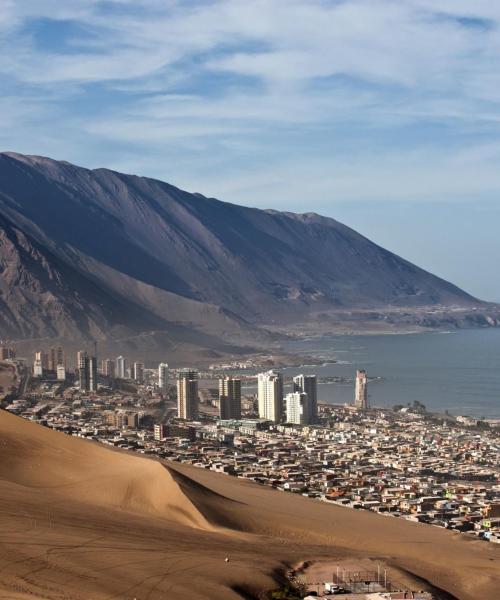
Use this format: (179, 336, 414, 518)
(0, 152, 496, 358)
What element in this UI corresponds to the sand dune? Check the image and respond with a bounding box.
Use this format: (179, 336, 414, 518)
(0, 410, 498, 600)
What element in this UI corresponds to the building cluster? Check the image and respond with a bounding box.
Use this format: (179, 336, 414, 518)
(3, 345, 499, 546)
(0, 345, 16, 360)
(31, 346, 66, 380)
(25, 347, 352, 428)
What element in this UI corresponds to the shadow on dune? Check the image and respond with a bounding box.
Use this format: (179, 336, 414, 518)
(164, 464, 250, 532)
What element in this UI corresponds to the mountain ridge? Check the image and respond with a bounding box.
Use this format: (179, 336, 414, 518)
(0, 151, 497, 360)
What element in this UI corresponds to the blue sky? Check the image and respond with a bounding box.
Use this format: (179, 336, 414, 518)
(1, 0, 500, 300)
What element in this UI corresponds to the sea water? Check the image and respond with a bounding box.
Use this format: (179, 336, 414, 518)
(279, 328, 500, 418)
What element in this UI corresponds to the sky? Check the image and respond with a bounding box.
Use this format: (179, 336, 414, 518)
(1, 0, 499, 301)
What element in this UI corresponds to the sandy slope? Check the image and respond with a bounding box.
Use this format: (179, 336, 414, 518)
(0, 411, 498, 600)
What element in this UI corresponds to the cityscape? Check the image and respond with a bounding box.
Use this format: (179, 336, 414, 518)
(2, 343, 499, 552)
(2, 2, 500, 599)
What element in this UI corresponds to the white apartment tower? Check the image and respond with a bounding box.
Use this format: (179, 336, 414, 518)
(257, 370, 283, 423)
(115, 356, 126, 379)
(285, 391, 309, 425)
(354, 369, 369, 410)
(293, 374, 318, 422)
(177, 369, 198, 420)
(56, 365, 66, 381)
(158, 363, 169, 392)
(218, 375, 242, 420)
(33, 359, 43, 377)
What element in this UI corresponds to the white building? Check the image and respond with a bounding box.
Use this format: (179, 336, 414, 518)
(33, 359, 43, 377)
(115, 355, 126, 379)
(286, 391, 309, 425)
(293, 374, 318, 422)
(56, 365, 66, 381)
(257, 370, 283, 423)
(158, 363, 169, 392)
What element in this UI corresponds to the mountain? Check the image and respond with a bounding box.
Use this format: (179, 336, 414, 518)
(0, 152, 497, 360)
(1, 409, 499, 600)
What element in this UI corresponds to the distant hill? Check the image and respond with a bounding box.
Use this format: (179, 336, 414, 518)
(0, 152, 497, 359)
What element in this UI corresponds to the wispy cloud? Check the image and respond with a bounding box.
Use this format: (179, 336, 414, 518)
(2, 0, 500, 207)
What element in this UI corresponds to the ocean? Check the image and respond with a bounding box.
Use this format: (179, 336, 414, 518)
(278, 327, 500, 418)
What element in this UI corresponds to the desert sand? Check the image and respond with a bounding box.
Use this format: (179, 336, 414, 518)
(0, 410, 498, 600)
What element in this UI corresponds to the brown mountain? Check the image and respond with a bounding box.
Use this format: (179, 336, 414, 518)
(0, 151, 496, 359)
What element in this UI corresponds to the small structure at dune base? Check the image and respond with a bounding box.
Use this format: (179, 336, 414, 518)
(298, 562, 437, 599)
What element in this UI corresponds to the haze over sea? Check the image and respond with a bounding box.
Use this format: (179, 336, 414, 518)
(280, 328, 500, 419)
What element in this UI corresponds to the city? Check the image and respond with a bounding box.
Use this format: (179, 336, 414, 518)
(2, 343, 499, 550)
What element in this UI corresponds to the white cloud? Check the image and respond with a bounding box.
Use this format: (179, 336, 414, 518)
(2, 0, 500, 210)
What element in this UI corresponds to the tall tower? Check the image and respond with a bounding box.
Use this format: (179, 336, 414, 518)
(257, 370, 283, 423)
(158, 363, 169, 392)
(78, 352, 97, 392)
(218, 375, 241, 420)
(177, 369, 198, 420)
(101, 358, 115, 378)
(293, 374, 318, 422)
(48, 346, 63, 371)
(35, 351, 49, 371)
(115, 356, 126, 379)
(89, 356, 98, 392)
(133, 362, 144, 384)
(354, 369, 368, 410)
(78, 352, 90, 392)
(285, 391, 309, 425)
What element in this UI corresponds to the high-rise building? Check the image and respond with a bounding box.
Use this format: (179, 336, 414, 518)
(48, 346, 64, 371)
(48, 347, 56, 371)
(101, 358, 115, 378)
(285, 391, 309, 425)
(354, 369, 369, 410)
(218, 375, 242, 420)
(115, 356, 126, 379)
(257, 370, 283, 423)
(78, 352, 90, 391)
(158, 363, 169, 392)
(293, 374, 318, 423)
(133, 362, 144, 384)
(33, 359, 43, 377)
(89, 356, 98, 392)
(35, 351, 49, 371)
(177, 369, 198, 420)
(78, 352, 97, 392)
(56, 365, 66, 381)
